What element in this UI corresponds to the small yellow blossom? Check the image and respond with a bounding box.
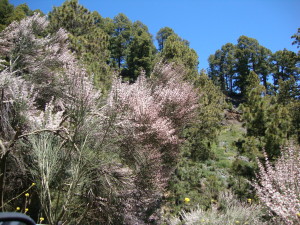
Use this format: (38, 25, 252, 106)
(25, 208, 29, 212)
(235, 221, 240, 224)
(32, 182, 36, 186)
(40, 217, 45, 222)
(297, 212, 300, 217)
(25, 193, 29, 197)
(16, 207, 20, 211)
(211, 199, 217, 203)
(201, 219, 205, 222)
(247, 198, 252, 203)
(184, 197, 190, 203)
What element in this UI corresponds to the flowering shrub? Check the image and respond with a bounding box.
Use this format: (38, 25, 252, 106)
(0, 14, 198, 224)
(105, 62, 199, 223)
(252, 145, 300, 224)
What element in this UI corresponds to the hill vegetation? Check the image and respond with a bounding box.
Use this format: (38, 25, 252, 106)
(0, 0, 299, 224)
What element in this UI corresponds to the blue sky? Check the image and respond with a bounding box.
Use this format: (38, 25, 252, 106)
(11, 0, 300, 70)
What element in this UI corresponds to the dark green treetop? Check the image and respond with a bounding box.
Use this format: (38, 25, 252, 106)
(156, 26, 175, 51)
(48, 0, 111, 92)
(125, 20, 156, 80)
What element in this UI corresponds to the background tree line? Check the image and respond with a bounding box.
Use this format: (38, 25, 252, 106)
(0, 0, 299, 224)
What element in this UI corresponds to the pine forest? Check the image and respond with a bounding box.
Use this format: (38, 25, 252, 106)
(0, 0, 299, 224)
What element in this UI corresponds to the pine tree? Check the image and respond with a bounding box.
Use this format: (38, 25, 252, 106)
(271, 49, 299, 86)
(125, 21, 156, 80)
(235, 36, 260, 95)
(48, 0, 111, 92)
(208, 43, 236, 93)
(240, 71, 291, 158)
(109, 13, 132, 70)
(156, 26, 175, 51)
(186, 70, 225, 160)
(159, 33, 199, 81)
(0, 0, 13, 31)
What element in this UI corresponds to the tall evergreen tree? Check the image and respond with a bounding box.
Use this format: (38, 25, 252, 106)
(110, 13, 132, 69)
(208, 43, 236, 93)
(156, 27, 175, 51)
(256, 46, 272, 89)
(0, 0, 14, 31)
(159, 33, 199, 80)
(235, 36, 260, 95)
(0, 0, 37, 32)
(240, 71, 291, 158)
(208, 36, 272, 95)
(271, 49, 299, 86)
(185, 70, 225, 160)
(126, 21, 156, 80)
(48, 0, 111, 92)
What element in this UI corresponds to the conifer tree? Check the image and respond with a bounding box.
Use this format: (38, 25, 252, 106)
(109, 13, 132, 70)
(0, 0, 38, 32)
(159, 33, 199, 81)
(271, 49, 299, 86)
(235, 36, 261, 95)
(186, 70, 225, 160)
(241, 71, 267, 138)
(48, 0, 111, 92)
(125, 21, 156, 80)
(156, 27, 175, 51)
(241, 71, 291, 158)
(208, 43, 236, 93)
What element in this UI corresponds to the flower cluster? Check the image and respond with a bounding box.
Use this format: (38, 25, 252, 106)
(105, 63, 198, 223)
(252, 145, 300, 224)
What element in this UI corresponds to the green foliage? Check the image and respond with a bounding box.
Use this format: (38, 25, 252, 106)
(271, 49, 299, 86)
(239, 70, 293, 159)
(288, 101, 300, 143)
(109, 13, 132, 69)
(125, 21, 156, 80)
(185, 71, 225, 161)
(0, 0, 13, 28)
(234, 36, 270, 95)
(164, 70, 226, 218)
(48, 0, 112, 93)
(292, 27, 300, 54)
(208, 43, 236, 93)
(156, 27, 175, 51)
(244, 71, 262, 101)
(165, 159, 226, 218)
(0, 0, 35, 31)
(158, 33, 199, 80)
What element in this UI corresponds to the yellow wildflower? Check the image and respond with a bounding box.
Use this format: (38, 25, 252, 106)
(32, 182, 36, 186)
(40, 217, 45, 222)
(25, 193, 29, 197)
(235, 221, 240, 224)
(16, 207, 20, 211)
(25, 208, 29, 212)
(297, 212, 300, 217)
(184, 197, 190, 203)
(247, 198, 252, 203)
